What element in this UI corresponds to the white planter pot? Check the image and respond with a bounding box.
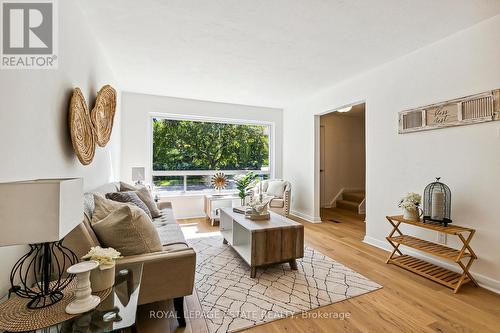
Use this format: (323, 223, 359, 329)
(90, 262, 115, 292)
(403, 207, 421, 221)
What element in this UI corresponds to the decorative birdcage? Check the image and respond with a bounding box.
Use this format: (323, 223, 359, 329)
(423, 177, 452, 226)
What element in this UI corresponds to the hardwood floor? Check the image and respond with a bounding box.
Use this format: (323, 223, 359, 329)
(137, 208, 500, 333)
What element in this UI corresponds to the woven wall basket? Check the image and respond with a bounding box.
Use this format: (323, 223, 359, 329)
(91, 85, 117, 147)
(69, 88, 96, 165)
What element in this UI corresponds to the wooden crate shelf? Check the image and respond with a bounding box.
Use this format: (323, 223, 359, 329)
(385, 215, 478, 293)
(389, 255, 469, 289)
(387, 235, 471, 261)
(387, 215, 474, 235)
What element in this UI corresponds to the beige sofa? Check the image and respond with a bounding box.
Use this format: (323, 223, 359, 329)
(252, 179, 291, 216)
(64, 182, 195, 327)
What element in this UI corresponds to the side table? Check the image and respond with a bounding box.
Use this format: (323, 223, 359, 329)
(0, 262, 143, 333)
(204, 193, 240, 225)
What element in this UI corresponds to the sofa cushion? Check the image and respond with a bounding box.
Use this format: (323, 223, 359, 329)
(92, 205, 163, 256)
(120, 182, 162, 218)
(153, 205, 186, 246)
(155, 223, 187, 246)
(106, 191, 152, 219)
(266, 180, 287, 198)
(153, 204, 176, 225)
(269, 198, 285, 208)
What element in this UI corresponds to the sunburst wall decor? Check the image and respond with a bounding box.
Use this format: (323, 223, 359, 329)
(211, 172, 227, 193)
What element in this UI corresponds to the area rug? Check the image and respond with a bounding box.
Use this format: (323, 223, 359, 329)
(188, 235, 382, 333)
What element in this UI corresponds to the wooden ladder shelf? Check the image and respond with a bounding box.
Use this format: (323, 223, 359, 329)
(385, 215, 478, 293)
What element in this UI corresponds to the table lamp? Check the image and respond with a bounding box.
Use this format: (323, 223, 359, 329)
(0, 178, 83, 309)
(131, 167, 145, 185)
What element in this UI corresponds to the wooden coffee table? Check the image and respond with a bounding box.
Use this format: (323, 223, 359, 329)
(220, 208, 304, 278)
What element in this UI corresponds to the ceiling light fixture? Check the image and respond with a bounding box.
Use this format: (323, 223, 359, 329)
(337, 106, 352, 113)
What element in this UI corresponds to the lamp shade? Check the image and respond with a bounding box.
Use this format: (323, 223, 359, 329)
(131, 167, 145, 182)
(0, 178, 83, 246)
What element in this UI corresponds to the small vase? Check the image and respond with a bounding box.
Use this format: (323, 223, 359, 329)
(403, 207, 420, 221)
(90, 262, 115, 292)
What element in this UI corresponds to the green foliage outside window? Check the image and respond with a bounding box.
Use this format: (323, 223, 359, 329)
(153, 118, 270, 171)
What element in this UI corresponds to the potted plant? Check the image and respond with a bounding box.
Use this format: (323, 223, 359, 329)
(82, 246, 121, 292)
(235, 172, 258, 205)
(398, 192, 422, 221)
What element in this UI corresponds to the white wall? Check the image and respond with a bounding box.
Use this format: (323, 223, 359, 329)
(157, 195, 211, 220)
(320, 111, 365, 206)
(120, 92, 283, 218)
(283, 14, 500, 291)
(0, 0, 120, 295)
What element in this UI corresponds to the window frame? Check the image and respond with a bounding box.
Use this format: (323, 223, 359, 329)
(148, 113, 275, 194)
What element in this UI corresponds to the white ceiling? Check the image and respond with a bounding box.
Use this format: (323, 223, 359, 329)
(78, 0, 500, 108)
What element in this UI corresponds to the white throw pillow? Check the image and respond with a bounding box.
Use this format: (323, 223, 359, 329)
(266, 180, 286, 199)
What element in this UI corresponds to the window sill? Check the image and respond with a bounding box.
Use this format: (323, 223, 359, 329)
(155, 190, 238, 199)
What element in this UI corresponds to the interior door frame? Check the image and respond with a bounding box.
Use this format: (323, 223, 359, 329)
(320, 125, 326, 207)
(314, 100, 366, 220)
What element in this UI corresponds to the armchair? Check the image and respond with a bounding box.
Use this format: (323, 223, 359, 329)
(252, 179, 291, 216)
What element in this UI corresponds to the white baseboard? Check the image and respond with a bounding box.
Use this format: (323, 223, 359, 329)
(176, 214, 207, 220)
(363, 235, 500, 294)
(290, 210, 322, 223)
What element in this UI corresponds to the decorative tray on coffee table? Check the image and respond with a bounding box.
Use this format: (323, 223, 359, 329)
(245, 212, 271, 220)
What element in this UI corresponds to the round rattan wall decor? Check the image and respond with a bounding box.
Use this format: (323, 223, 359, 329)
(91, 85, 117, 147)
(69, 88, 95, 165)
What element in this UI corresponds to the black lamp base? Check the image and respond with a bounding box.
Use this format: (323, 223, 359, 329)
(10, 240, 78, 309)
(26, 290, 64, 309)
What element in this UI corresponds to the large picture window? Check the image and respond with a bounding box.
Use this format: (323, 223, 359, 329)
(151, 116, 272, 192)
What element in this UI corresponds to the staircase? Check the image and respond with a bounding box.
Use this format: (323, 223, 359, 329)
(336, 190, 365, 214)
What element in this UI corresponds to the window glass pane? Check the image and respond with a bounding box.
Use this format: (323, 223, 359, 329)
(186, 175, 211, 192)
(152, 118, 270, 171)
(260, 174, 270, 180)
(225, 175, 237, 190)
(153, 176, 184, 192)
(185, 175, 239, 192)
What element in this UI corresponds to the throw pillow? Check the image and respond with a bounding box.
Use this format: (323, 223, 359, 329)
(83, 192, 96, 220)
(266, 180, 287, 199)
(119, 181, 137, 192)
(136, 186, 162, 218)
(92, 205, 163, 256)
(92, 194, 131, 225)
(119, 182, 162, 218)
(105, 191, 152, 219)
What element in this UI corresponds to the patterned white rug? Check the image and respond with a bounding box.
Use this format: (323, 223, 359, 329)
(188, 235, 382, 333)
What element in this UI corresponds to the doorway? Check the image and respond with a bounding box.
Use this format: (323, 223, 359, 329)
(319, 103, 366, 226)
